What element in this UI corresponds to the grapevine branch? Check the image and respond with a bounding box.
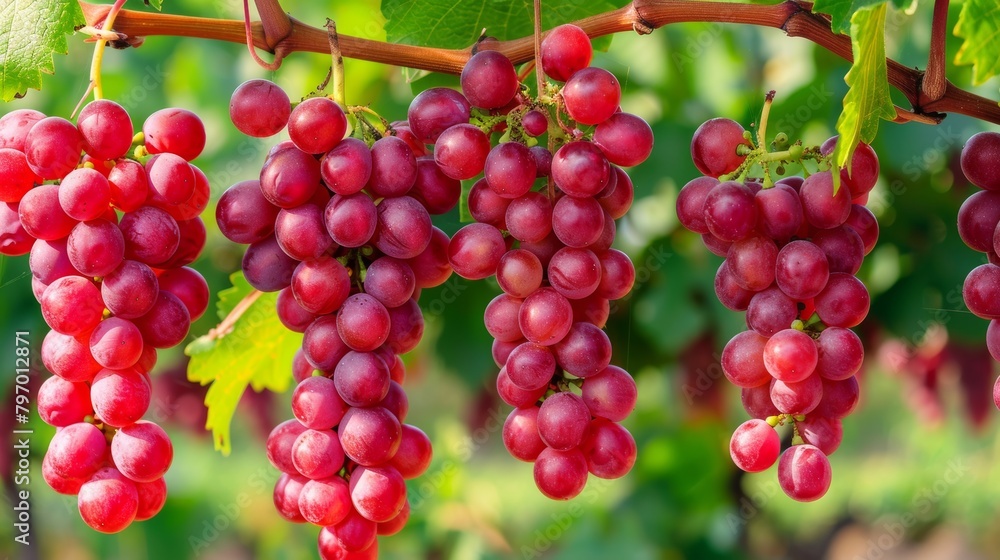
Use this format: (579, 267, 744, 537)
(77, 0, 1000, 125)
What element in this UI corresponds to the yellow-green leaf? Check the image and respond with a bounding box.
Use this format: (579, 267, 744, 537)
(832, 4, 895, 190)
(0, 0, 84, 101)
(185, 272, 299, 456)
(954, 0, 1000, 86)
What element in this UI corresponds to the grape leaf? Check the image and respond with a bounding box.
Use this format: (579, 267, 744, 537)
(0, 0, 84, 101)
(954, 0, 1000, 86)
(185, 272, 299, 456)
(811, 0, 914, 35)
(145, 0, 164, 10)
(381, 0, 621, 49)
(831, 4, 895, 188)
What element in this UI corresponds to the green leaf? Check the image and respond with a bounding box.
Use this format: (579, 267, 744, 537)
(832, 4, 895, 186)
(954, 0, 1000, 86)
(185, 272, 299, 456)
(811, 0, 913, 35)
(145, 0, 164, 10)
(0, 0, 84, 101)
(382, 0, 621, 49)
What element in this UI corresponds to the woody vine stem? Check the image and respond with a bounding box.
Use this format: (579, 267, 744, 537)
(77, 0, 1000, 126)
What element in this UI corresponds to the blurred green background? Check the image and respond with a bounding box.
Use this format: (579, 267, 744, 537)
(3, 1, 1000, 559)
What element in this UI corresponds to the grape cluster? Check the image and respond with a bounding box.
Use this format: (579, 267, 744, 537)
(224, 80, 447, 559)
(432, 25, 648, 500)
(956, 131, 1000, 407)
(0, 101, 210, 530)
(677, 117, 878, 501)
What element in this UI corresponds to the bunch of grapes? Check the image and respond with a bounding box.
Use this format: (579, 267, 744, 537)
(0, 101, 210, 530)
(224, 80, 448, 559)
(956, 131, 1000, 407)
(420, 25, 648, 500)
(676, 114, 878, 501)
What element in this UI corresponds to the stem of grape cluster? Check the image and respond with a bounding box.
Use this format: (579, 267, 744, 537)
(326, 19, 346, 107)
(84, 0, 128, 106)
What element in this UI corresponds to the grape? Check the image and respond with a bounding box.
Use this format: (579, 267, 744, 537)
(292, 429, 346, 480)
(89, 317, 143, 369)
(495, 250, 542, 299)
(37, 376, 93, 427)
(797, 416, 843, 455)
(522, 110, 548, 137)
(0, 202, 32, 256)
(260, 146, 321, 208)
(242, 235, 298, 292)
(389, 425, 433, 479)
(714, 261, 753, 311)
(143, 108, 205, 161)
(433, 123, 491, 180)
(763, 329, 818, 383)
(531, 145, 553, 177)
(448, 222, 506, 280)
(580, 419, 636, 479)
(505, 343, 556, 391)
(562, 67, 620, 125)
(813, 376, 859, 418)
(540, 24, 592, 82)
(18, 184, 77, 241)
(41, 330, 101, 383)
(324, 192, 377, 248)
(484, 141, 537, 198)
(23, 116, 83, 179)
(814, 273, 870, 328)
(777, 444, 831, 502)
(551, 141, 610, 197)
(727, 236, 778, 291)
(548, 247, 601, 300)
(91, 367, 151, 427)
(770, 373, 823, 415)
(963, 264, 1000, 319)
(497, 366, 547, 407)
(800, 171, 851, 229)
(338, 407, 402, 466)
(368, 136, 418, 198)
(46, 422, 107, 480)
(77, 467, 139, 533)
(130, 291, 189, 349)
(961, 131, 1000, 190)
(288, 97, 347, 155)
(461, 50, 519, 110)
(329, 510, 378, 552)
(690, 118, 750, 177)
(703, 181, 757, 242)
(406, 226, 453, 289)
(146, 152, 195, 205)
(505, 191, 552, 243)
(161, 216, 205, 269)
(730, 419, 780, 472)
(0, 109, 45, 150)
(157, 266, 210, 321)
(503, 407, 547, 462)
(385, 299, 424, 354)
(580, 365, 637, 421)
(820, 137, 880, 197)
(552, 195, 604, 248)
(101, 260, 159, 319)
(958, 190, 1000, 253)
(755, 183, 804, 241)
(675, 176, 718, 234)
(0, 149, 36, 203)
(119, 206, 180, 266)
(407, 87, 471, 144)
(111, 421, 173, 483)
(108, 159, 150, 213)
(299, 477, 352, 527)
(230, 79, 291, 137)
(410, 156, 461, 214)
(292, 376, 348, 430)
(40, 277, 104, 336)
(334, 351, 391, 408)
(273, 472, 308, 522)
(519, 287, 573, 346)
(484, 294, 525, 342)
(533, 447, 588, 500)
(134, 478, 168, 521)
(59, 168, 112, 221)
(721, 330, 771, 388)
(67, 219, 125, 277)
(373, 196, 432, 259)
(741, 383, 780, 419)
(571, 295, 610, 329)
(321, 137, 373, 196)
(42, 454, 85, 495)
(303, 316, 351, 371)
(553, 322, 611, 378)
(266, 419, 308, 472)
(337, 294, 391, 352)
(592, 112, 654, 167)
(775, 240, 830, 300)
(350, 466, 407, 523)
(746, 287, 797, 338)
